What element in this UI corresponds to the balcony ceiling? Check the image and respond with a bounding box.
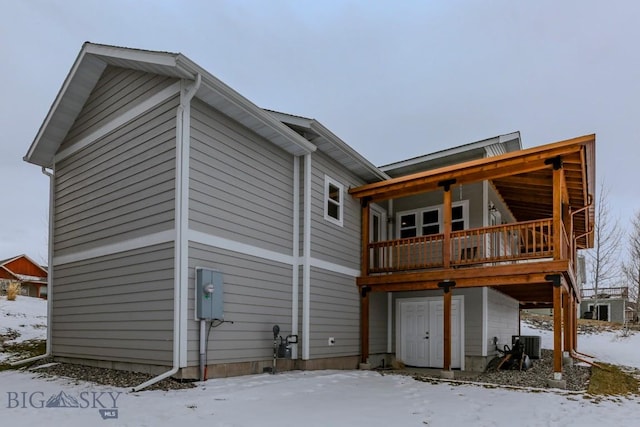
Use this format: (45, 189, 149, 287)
(350, 134, 596, 248)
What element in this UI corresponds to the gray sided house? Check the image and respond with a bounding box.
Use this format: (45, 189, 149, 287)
(579, 286, 631, 323)
(24, 43, 387, 381)
(24, 43, 595, 386)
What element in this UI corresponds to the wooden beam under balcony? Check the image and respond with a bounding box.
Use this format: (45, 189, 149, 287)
(357, 259, 573, 292)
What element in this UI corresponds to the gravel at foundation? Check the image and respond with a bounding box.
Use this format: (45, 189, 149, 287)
(27, 350, 591, 393)
(28, 358, 196, 391)
(410, 349, 591, 392)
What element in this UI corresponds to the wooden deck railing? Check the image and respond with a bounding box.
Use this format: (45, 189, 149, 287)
(580, 287, 629, 299)
(368, 218, 556, 274)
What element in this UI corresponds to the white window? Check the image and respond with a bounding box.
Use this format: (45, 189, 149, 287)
(396, 200, 468, 238)
(324, 175, 344, 226)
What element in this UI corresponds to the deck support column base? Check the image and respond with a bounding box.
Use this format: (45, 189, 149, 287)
(547, 378, 567, 389)
(440, 370, 455, 379)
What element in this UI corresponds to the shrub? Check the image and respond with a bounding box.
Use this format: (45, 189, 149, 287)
(6, 282, 21, 301)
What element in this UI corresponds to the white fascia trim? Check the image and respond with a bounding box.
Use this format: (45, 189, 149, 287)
(25, 49, 92, 163)
(84, 43, 181, 69)
(308, 257, 360, 277)
(52, 230, 175, 265)
(54, 81, 181, 163)
(175, 56, 316, 155)
(188, 230, 295, 265)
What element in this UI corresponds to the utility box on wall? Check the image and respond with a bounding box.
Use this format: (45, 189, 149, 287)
(196, 267, 224, 320)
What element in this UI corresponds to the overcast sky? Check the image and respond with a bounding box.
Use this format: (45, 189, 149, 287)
(1, 0, 639, 265)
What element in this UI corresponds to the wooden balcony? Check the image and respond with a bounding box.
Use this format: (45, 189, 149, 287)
(350, 134, 596, 376)
(367, 218, 558, 274)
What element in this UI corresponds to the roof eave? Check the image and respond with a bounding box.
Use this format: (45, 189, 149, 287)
(308, 121, 389, 181)
(24, 43, 316, 168)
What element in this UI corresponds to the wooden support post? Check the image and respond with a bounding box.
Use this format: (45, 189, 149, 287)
(442, 184, 452, 268)
(438, 280, 455, 372)
(564, 292, 576, 353)
(563, 289, 570, 352)
(571, 298, 578, 351)
(550, 157, 564, 260)
(443, 289, 452, 371)
(360, 286, 370, 364)
(553, 284, 563, 378)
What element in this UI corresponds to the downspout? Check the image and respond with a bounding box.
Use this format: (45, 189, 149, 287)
(291, 156, 300, 359)
(302, 153, 312, 360)
(11, 166, 55, 366)
(134, 73, 201, 391)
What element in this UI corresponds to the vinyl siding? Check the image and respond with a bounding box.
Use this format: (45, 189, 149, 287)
(580, 299, 625, 323)
(61, 65, 177, 149)
(309, 267, 359, 358)
(369, 292, 388, 354)
(486, 288, 519, 352)
(54, 95, 178, 256)
(308, 150, 364, 268)
(187, 242, 293, 364)
(52, 243, 174, 365)
(189, 99, 295, 254)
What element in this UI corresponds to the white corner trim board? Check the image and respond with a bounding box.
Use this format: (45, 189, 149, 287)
(54, 81, 181, 163)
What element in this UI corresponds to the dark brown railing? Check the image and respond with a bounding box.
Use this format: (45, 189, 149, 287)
(368, 218, 555, 274)
(580, 287, 628, 299)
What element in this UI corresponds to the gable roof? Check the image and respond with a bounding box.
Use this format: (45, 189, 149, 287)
(380, 132, 522, 177)
(0, 254, 48, 283)
(24, 43, 317, 168)
(267, 110, 389, 183)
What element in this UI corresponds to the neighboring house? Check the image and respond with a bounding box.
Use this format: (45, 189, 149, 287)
(579, 287, 630, 323)
(23, 43, 595, 387)
(0, 254, 48, 298)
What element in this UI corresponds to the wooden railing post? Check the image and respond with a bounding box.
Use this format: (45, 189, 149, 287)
(440, 180, 455, 268)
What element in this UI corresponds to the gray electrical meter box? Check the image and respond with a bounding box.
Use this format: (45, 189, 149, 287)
(196, 267, 224, 320)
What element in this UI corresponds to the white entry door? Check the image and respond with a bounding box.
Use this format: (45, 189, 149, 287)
(397, 297, 463, 369)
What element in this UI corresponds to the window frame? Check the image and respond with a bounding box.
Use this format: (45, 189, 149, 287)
(396, 200, 469, 238)
(323, 175, 344, 227)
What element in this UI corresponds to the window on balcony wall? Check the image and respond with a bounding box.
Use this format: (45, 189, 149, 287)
(396, 200, 468, 238)
(324, 175, 343, 226)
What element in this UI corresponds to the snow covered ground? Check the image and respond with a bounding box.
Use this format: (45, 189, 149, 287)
(1, 297, 638, 426)
(0, 296, 47, 362)
(521, 321, 640, 369)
